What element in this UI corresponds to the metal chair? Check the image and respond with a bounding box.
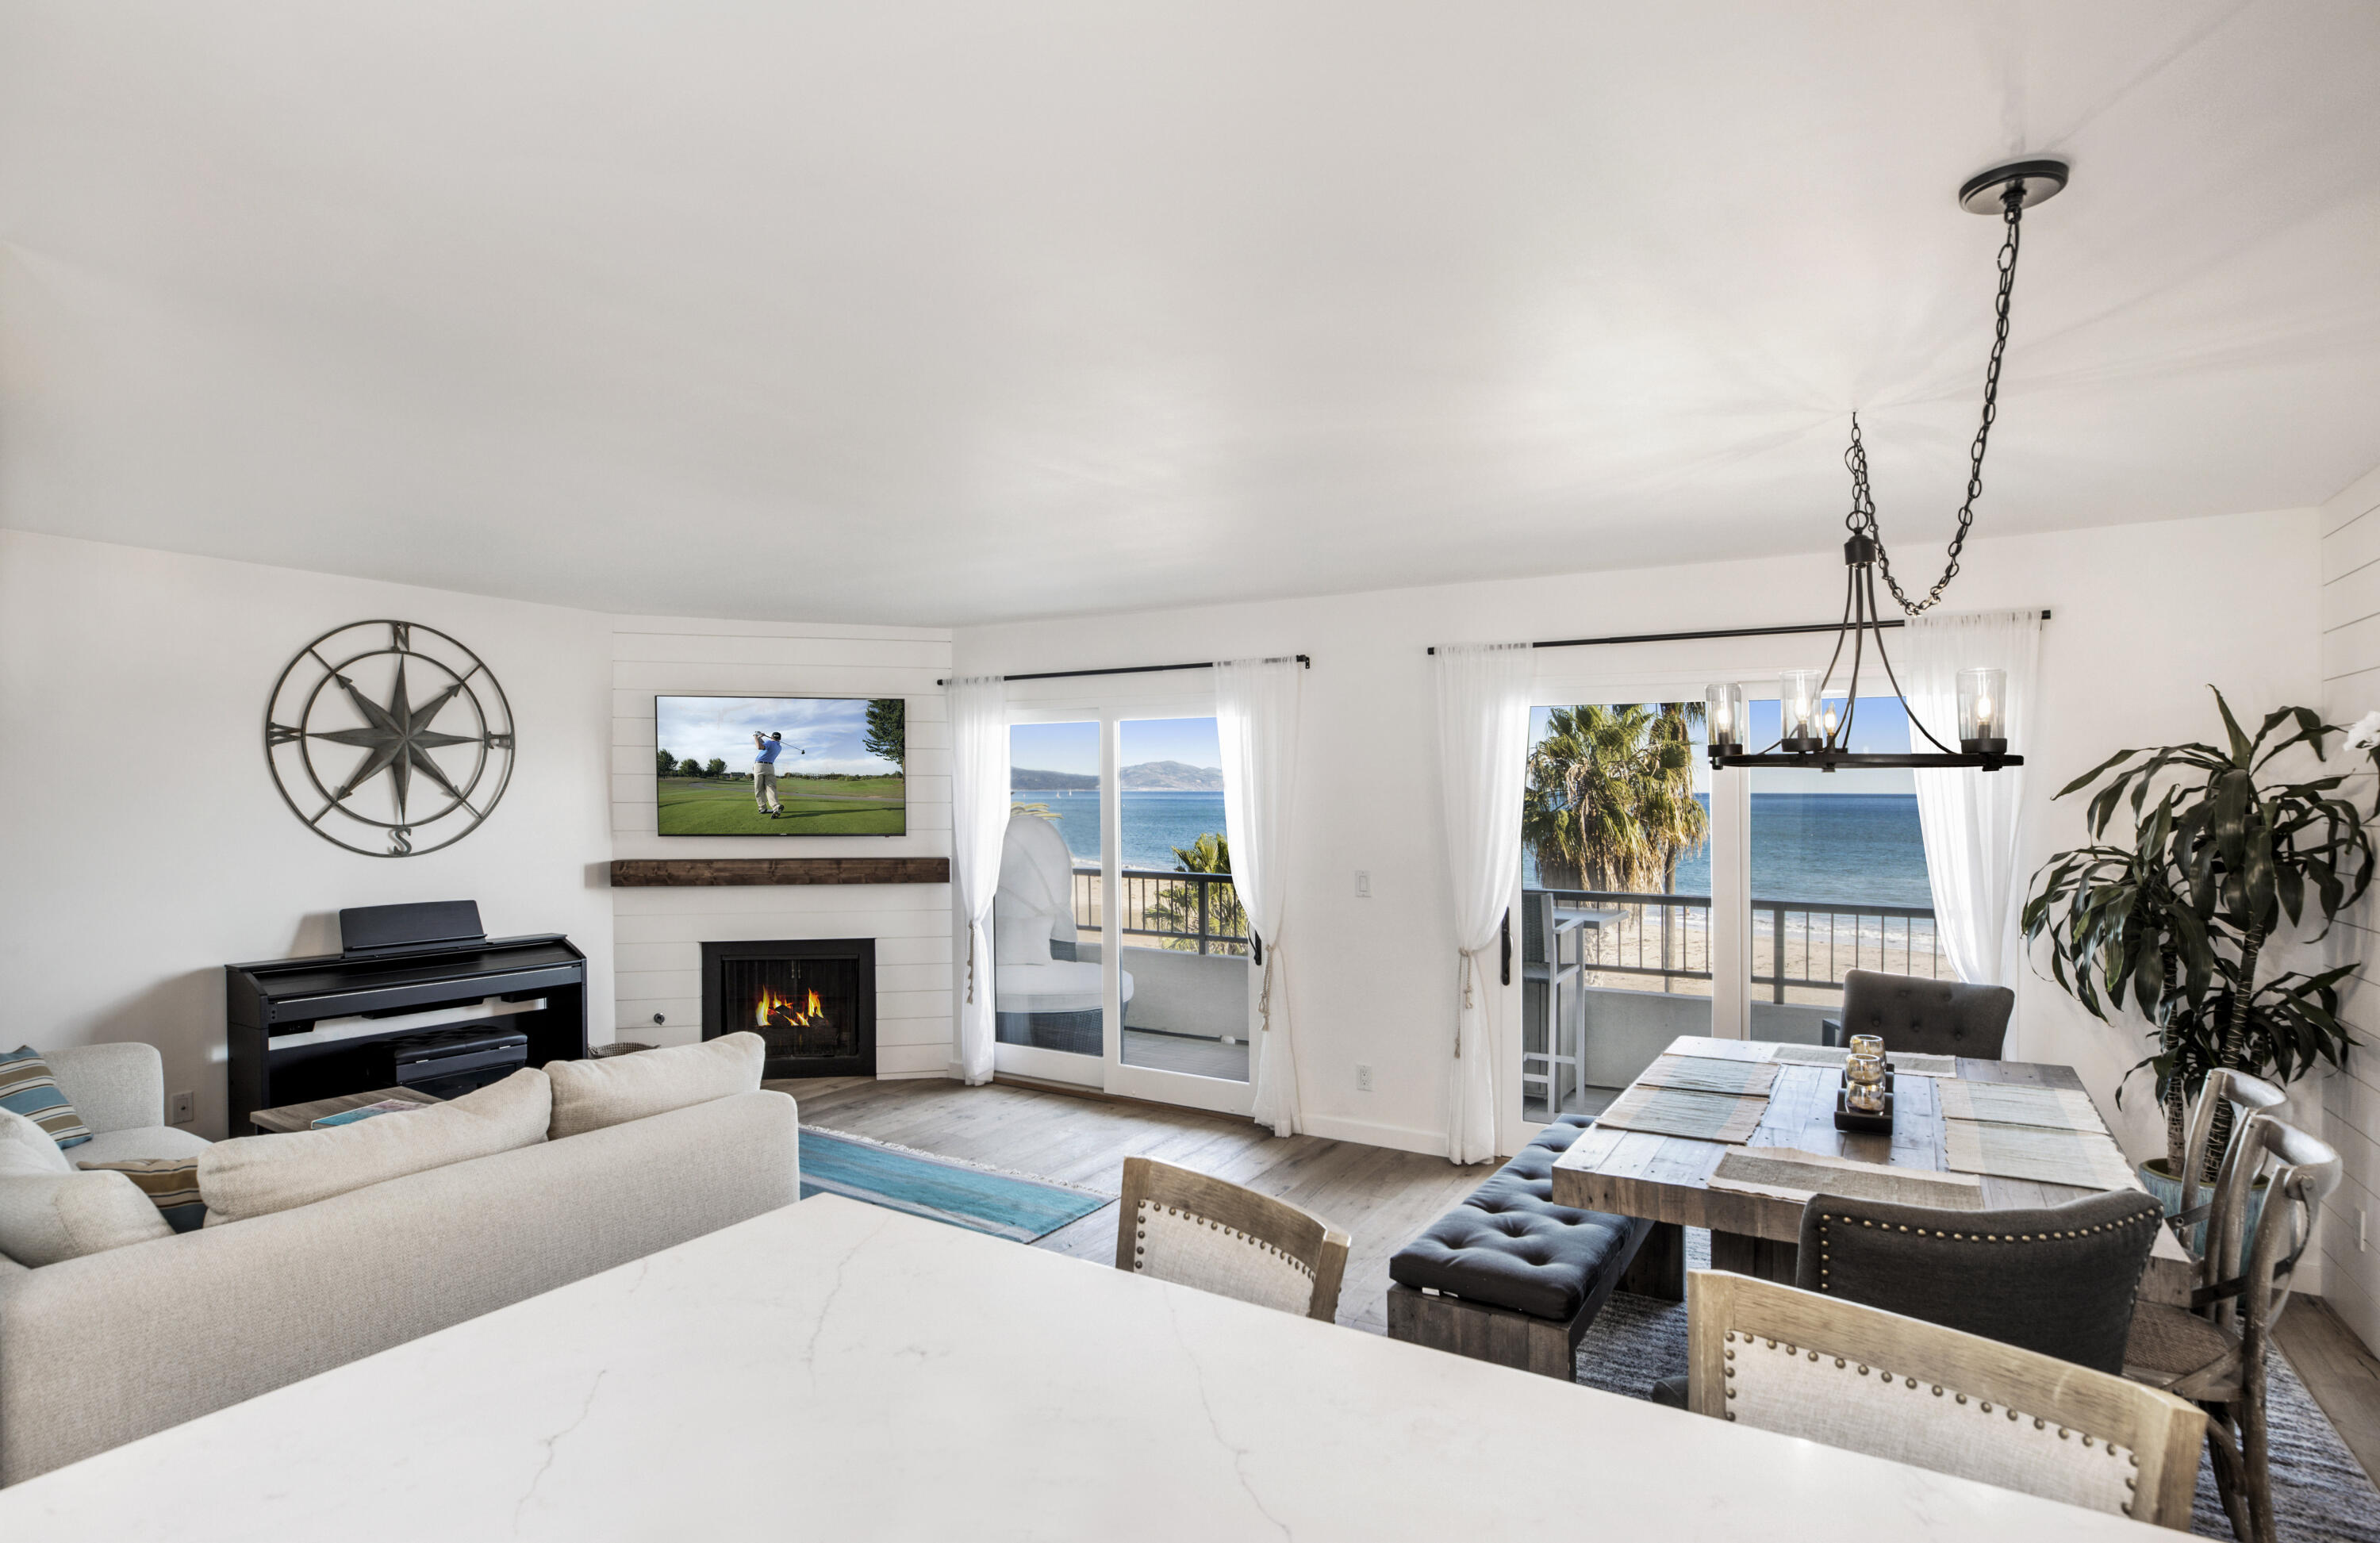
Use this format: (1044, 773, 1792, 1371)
(1519, 892, 1584, 1116)
(2123, 1114, 2341, 1543)
(2162, 1067, 2288, 1258)
(1818, 967, 2013, 1058)
(1687, 1270, 2205, 1528)
(1115, 1157, 1350, 1322)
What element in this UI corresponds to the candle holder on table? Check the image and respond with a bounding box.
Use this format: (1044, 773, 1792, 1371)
(1835, 1050, 1895, 1134)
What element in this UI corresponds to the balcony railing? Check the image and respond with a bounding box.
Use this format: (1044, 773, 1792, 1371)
(1527, 888, 1947, 1001)
(1072, 865, 1250, 957)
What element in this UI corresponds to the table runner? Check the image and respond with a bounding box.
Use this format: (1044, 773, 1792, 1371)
(1937, 1079, 2106, 1132)
(1941, 1119, 2136, 1190)
(1594, 1082, 1771, 1144)
(1765, 1042, 1961, 1077)
(1706, 1146, 1987, 1209)
(1635, 1054, 1781, 1098)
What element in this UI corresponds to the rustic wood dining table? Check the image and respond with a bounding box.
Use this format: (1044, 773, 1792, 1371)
(1547, 1034, 2194, 1306)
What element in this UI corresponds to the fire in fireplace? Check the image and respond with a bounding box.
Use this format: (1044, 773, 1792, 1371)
(701, 939, 875, 1078)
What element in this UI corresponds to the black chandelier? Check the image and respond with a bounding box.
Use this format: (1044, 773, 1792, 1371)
(1706, 158, 2067, 774)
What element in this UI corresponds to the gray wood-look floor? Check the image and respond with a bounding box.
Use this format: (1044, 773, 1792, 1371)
(770, 1074, 1496, 1336)
(2274, 1295, 2380, 1488)
(770, 1074, 2380, 1489)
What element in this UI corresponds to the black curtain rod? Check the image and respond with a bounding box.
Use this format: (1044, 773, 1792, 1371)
(1425, 612, 2050, 655)
(936, 654, 1309, 687)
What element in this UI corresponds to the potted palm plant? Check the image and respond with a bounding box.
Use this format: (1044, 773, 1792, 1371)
(2022, 690, 2377, 1203)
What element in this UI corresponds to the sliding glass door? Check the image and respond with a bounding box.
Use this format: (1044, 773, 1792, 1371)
(1115, 716, 1253, 1088)
(1737, 691, 1944, 1044)
(994, 720, 1104, 1082)
(1521, 698, 1719, 1121)
(1513, 651, 1955, 1142)
(992, 702, 1255, 1117)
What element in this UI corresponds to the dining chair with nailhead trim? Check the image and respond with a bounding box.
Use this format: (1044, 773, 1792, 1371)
(1687, 1270, 2205, 1529)
(1113, 1156, 1351, 1322)
(1649, 1186, 2163, 1412)
(1798, 1187, 2165, 1374)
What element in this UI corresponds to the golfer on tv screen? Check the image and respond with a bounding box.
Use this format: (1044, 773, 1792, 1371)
(752, 730, 800, 816)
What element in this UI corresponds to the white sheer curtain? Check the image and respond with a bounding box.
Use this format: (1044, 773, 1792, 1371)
(947, 675, 1008, 1084)
(1217, 657, 1306, 1137)
(1904, 610, 2041, 986)
(1431, 643, 1532, 1165)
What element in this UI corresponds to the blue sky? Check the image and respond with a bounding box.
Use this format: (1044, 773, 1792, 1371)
(655, 696, 897, 777)
(1010, 717, 1221, 776)
(1530, 697, 1917, 795)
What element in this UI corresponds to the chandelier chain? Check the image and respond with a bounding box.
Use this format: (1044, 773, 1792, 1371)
(1846, 180, 2027, 615)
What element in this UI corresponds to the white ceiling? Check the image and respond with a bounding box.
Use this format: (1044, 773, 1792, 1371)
(3, 2, 2377, 627)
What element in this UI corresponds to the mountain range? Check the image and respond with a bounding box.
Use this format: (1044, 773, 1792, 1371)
(1011, 762, 1223, 792)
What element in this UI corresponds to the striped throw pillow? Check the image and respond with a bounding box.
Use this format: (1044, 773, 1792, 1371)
(0, 1049, 91, 1150)
(77, 1157, 205, 1232)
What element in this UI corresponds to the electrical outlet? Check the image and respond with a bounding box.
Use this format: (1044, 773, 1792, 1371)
(1354, 870, 1372, 898)
(1356, 1063, 1374, 1092)
(169, 1090, 194, 1125)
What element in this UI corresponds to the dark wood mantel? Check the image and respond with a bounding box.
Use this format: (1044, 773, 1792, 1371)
(608, 858, 950, 887)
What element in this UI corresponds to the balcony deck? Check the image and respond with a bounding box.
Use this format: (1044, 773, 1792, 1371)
(1523, 885, 1954, 1121)
(996, 866, 1253, 1082)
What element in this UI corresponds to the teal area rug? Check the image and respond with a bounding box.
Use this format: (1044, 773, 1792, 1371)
(798, 1127, 1112, 1242)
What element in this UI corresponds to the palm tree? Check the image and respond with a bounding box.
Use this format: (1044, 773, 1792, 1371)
(1525, 704, 1709, 893)
(1145, 832, 1250, 954)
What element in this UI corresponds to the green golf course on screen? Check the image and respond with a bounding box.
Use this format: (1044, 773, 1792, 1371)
(654, 695, 906, 836)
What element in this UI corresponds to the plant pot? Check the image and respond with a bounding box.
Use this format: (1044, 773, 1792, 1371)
(2138, 1157, 2268, 1258)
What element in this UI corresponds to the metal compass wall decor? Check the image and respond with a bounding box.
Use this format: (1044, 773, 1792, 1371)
(265, 620, 516, 858)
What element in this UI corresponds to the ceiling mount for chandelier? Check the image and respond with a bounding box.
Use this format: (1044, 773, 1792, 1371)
(1705, 157, 2067, 774)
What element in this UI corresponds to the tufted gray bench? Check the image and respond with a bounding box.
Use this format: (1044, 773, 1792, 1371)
(1384, 1115, 1663, 1379)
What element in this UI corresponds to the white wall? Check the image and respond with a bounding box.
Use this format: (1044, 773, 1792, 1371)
(0, 531, 617, 1139)
(2319, 461, 2380, 1353)
(607, 618, 954, 1075)
(953, 507, 2320, 1162)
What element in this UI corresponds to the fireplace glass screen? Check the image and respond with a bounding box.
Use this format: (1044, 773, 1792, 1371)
(717, 955, 863, 1065)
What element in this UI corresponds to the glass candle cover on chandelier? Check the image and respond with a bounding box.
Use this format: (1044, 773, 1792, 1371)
(1958, 666, 2009, 754)
(1705, 682, 1747, 754)
(1779, 670, 1825, 750)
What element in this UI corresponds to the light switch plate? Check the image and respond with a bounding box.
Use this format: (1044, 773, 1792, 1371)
(169, 1090, 194, 1125)
(1355, 870, 1372, 898)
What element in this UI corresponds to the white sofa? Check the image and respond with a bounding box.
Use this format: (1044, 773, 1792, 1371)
(0, 1043, 800, 1484)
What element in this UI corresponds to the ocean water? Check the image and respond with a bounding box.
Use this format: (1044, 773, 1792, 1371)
(1023, 788, 1932, 909)
(1528, 792, 1933, 908)
(1012, 789, 1228, 871)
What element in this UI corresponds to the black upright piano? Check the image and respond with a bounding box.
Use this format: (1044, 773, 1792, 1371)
(225, 900, 588, 1133)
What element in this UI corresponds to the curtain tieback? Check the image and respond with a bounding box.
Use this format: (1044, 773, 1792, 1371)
(965, 924, 977, 1006)
(1454, 947, 1490, 1057)
(1257, 946, 1278, 1037)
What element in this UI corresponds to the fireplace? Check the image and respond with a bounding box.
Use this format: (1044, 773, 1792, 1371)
(701, 939, 875, 1078)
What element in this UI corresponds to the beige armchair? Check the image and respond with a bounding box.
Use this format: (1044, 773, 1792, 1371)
(38, 1044, 209, 1164)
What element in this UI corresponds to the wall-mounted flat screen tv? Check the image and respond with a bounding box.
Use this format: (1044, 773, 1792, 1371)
(654, 696, 906, 836)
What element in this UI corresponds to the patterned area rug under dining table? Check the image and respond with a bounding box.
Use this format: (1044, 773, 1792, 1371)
(1573, 1230, 2380, 1542)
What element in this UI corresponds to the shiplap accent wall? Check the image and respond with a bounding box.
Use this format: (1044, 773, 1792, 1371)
(608, 616, 954, 1077)
(2321, 463, 2380, 1351)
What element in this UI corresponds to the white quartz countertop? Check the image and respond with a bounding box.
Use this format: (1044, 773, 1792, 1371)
(0, 1194, 2164, 1540)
